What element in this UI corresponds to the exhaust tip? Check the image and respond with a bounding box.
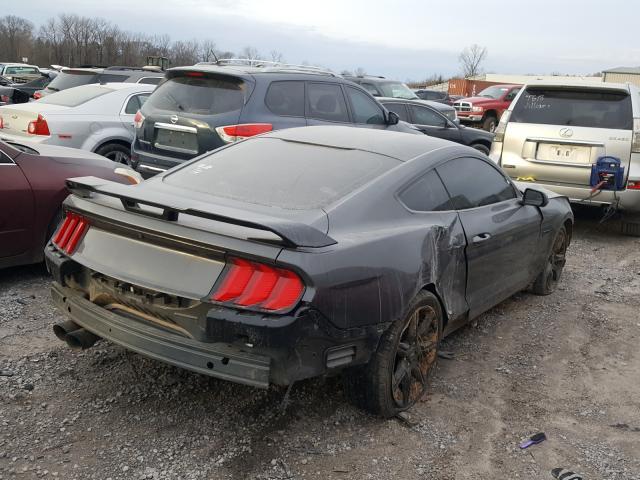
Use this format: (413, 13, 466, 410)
(53, 320, 80, 341)
(64, 328, 100, 351)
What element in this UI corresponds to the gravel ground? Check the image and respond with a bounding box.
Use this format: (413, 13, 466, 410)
(1, 210, 639, 480)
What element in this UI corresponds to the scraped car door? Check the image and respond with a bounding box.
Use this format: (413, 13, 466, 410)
(436, 156, 542, 318)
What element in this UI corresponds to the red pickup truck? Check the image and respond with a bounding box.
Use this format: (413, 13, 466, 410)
(453, 84, 521, 132)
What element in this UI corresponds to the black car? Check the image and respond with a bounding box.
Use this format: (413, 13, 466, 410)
(380, 97, 494, 154)
(47, 126, 573, 417)
(0, 71, 58, 105)
(131, 62, 417, 177)
(35, 66, 164, 99)
(414, 89, 453, 105)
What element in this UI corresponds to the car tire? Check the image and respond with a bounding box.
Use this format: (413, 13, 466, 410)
(95, 143, 131, 165)
(532, 226, 568, 295)
(343, 290, 442, 417)
(471, 143, 490, 155)
(482, 115, 497, 132)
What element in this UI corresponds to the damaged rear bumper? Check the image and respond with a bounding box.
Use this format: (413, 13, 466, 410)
(51, 282, 271, 388)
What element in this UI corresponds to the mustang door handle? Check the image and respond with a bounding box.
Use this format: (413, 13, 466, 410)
(472, 233, 492, 244)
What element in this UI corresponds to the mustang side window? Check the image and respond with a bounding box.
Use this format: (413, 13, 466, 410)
(436, 157, 517, 209)
(399, 170, 452, 211)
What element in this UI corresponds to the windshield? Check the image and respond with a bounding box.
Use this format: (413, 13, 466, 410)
(164, 137, 399, 210)
(38, 85, 114, 107)
(5, 66, 39, 75)
(378, 81, 418, 100)
(45, 70, 98, 92)
(478, 86, 510, 99)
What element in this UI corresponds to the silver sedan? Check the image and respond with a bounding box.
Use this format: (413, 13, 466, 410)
(0, 82, 155, 165)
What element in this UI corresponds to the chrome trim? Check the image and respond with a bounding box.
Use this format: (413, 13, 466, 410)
(527, 137, 605, 147)
(137, 164, 167, 172)
(153, 143, 198, 155)
(154, 122, 197, 134)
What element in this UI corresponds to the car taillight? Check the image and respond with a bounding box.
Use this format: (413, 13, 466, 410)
(0, 95, 9, 103)
(52, 212, 90, 255)
(0, 115, 3, 129)
(215, 123, 273, 143)
(493, 110, 511, 142)
(210, 258, 304, 312)
(33, 91, 42, 100)
(134, 110, 145, 129)
(632, 118, 640, 153)
(27, 114, 50, 136)
(627, 180, 640, 190)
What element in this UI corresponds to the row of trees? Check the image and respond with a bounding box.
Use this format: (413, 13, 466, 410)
(0, 14, 487, 85)
(0, 14, 289, 68)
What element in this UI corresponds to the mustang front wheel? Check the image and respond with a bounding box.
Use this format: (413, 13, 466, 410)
(532, 226, 568, 295)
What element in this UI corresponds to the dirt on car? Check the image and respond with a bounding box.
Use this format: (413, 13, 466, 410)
(1, 210, 639, 480)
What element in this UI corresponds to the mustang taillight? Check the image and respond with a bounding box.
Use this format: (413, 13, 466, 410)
(211, 258, 304, 312)
(52, 212, 89, 254)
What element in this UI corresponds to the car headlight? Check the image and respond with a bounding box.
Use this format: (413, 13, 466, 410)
(472, 106, 484, 112)
(114, 167, 143, 185)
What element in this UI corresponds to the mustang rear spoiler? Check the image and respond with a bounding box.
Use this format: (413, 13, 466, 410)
(65, 177, 337, 248)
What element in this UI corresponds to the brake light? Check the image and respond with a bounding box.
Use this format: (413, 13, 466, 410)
(33, 91, 42, 100)
(134, 110, 145, 129)
(27, 114, 50, 136)
(185, 71, 204, 77)
(0, 95, 9, 103)
(210, 258, 304, 312)
(215, 123, 273, 143)
(0, 115, 3, 129)
(632, 118, 640, 153)
(52, 212, 89, 254)
(627, 180, 640, 190)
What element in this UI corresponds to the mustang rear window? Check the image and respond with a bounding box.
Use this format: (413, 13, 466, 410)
(510, 87, 632, 130)
(164, 137, 399, 209)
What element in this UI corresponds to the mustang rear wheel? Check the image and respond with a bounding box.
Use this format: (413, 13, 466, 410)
(532, 226, 568, 295)
(344, 291, 442, 417)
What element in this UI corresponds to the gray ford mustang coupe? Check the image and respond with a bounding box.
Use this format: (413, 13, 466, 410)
(46, 126, 573, 417)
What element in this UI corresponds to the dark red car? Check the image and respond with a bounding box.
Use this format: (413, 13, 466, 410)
(0, 140, 137, 269)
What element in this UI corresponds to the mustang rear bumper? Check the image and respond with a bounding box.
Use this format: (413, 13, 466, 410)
(51, 282, 272, 388)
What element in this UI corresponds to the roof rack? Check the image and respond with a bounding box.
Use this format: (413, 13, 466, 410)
(196, 59, 339, 77)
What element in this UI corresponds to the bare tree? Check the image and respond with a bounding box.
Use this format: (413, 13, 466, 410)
(354, 66, 366, 76)
(459, 44, 487, 78)
(240, 46, 262, 65)
(269, 50, 284, 63)
(200, 39, 218, 62)
(0, 15, 34, 62)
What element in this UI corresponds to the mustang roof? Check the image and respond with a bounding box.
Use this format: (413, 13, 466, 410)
(264, 126, 451, 162)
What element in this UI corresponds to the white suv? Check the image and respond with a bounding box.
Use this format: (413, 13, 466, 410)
(490, 81, 640, 233)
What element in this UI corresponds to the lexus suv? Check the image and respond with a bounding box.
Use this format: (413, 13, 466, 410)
(130, 62, 418, 177)
(490, 81, 640, 233)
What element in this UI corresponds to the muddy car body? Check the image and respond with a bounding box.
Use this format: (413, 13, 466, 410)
(46, 126, 573, 416)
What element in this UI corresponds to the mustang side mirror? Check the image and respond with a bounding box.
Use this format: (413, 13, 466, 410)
(521, 188, 549, 207)
(387, 111, 400, 125)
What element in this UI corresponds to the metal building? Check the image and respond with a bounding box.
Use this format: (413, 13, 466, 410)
(603, 67, 640, 86)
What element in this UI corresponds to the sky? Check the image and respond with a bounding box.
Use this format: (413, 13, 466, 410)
(6, 0, 639, 81)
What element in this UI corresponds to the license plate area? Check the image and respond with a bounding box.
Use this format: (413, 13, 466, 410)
(536, 143, 591, 164)
(155, 125, 199, 155)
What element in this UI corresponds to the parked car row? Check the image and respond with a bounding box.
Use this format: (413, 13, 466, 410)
(6, 57, 640, 416)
